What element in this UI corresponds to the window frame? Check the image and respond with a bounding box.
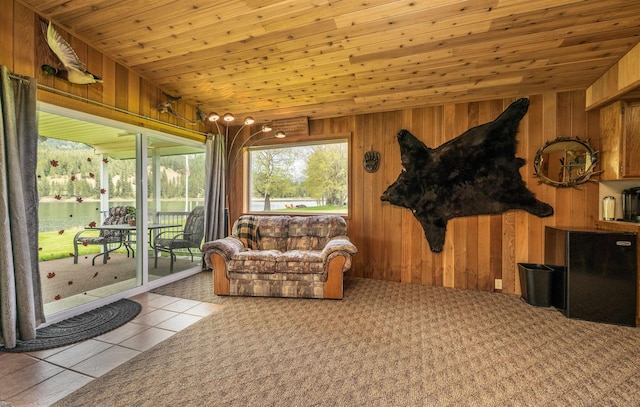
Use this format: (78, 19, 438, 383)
(241, 132, 352, 218)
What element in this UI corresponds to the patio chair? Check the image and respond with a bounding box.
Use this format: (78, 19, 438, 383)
(153, 206, 205, 273)
(73, 205, 135, 265)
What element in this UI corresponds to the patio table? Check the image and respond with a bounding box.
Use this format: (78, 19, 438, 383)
(84, 223, 180, 265)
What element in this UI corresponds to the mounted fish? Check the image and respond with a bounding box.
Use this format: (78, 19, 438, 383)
(41, 20, 102, 84)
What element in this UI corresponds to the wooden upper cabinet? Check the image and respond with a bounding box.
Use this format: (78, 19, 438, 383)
(599, 100, 640, 180)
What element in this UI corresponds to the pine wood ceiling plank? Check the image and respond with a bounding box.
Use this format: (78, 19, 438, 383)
(67, 0, 235, 36)
(333, 21, 492, 57)
(119, 18, 338, 68)
(129, 32, 344, 77)
(473, 38, 635, 69)
(348, 6, 631, 66)
(258, 0, 392, 32)
(490, 0, 632, 31)
(356, 60, 550, 92)
(85, 1, 332, 55)
(559, 26, 640, 48)
(148, 47, 379, 90)
(39, 0, 130, 22)
(333, 0, 494, 28)
(353, 76, 523, 104)
(128, 0, 490, 66)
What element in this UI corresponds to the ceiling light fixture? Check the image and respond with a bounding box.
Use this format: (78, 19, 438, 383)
(207, 112, 285, 171)
(208, 112, 262, 157)
(229, 127, 286, 177)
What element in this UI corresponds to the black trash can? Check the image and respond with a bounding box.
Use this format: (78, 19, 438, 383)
(518, 263, 553, 307)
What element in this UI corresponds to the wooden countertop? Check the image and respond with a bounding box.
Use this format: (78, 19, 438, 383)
(595, 220, 640, 233)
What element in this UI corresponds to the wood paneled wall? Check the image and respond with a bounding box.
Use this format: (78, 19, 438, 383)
(0, 0, 205, 141)
(3, 0, 601, 296)
(230, 92, 601, 295)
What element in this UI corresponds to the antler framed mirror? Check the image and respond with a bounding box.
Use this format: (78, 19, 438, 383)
(533, 137, 599, 188)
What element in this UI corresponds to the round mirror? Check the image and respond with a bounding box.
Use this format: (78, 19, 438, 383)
(533, 137, 599, 188)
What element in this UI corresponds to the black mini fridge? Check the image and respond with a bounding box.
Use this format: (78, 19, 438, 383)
(544, 226, 637, 327)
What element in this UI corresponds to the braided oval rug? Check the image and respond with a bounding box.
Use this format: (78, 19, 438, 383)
(0, 298, 141, 353)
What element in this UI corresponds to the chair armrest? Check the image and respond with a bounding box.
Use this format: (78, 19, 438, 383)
(159, 231, 190, 243)
(202, 237, 246, 268)
(155, 229, 180, 240)
(73, 229, 100, 240)
(321, 236, 357, 268)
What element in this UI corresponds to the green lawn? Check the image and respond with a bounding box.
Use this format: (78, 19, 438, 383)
(278, 204, 347, 213)
(39, 228, 107, 261)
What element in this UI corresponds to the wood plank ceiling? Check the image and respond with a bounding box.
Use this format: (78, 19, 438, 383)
(21, 0, 640, 122)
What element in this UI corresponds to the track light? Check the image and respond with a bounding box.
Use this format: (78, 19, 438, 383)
(274, 130, 286, 138)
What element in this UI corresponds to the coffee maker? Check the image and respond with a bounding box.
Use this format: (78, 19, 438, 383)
(622, 187, 640, 222)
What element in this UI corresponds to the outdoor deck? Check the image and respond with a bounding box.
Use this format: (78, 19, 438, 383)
(39, 251, 202, 316)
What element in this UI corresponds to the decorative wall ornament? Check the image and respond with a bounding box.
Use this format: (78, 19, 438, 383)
(271, 117, 309, 137)
(381, 98, 553, 253)
(41, 20, 102, 84)
(533, 137, 600, 188)
(157, 92, 196, 125)
(363, 150, 380, 173)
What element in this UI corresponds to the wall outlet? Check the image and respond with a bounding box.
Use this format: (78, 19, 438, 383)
(494, 279, 503, 290)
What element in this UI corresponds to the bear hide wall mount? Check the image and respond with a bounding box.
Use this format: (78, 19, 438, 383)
(381, 98, 553, 253)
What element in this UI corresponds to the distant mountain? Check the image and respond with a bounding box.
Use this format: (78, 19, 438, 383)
(39, 138, 92, 151)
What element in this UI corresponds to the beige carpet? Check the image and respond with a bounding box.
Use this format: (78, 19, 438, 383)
(55, 276, 640, 406)
(150, 269, 216, 302)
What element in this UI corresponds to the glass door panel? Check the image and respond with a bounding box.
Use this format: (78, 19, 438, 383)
(146, 136, 206, 280)
(37, 110, 141, 317)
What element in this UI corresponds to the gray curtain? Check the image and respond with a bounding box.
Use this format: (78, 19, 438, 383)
(0, 66, 44, 349)
(204, 133, 227, 244)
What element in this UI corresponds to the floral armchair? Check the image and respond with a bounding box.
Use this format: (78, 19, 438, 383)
(202, 215, 357, 299)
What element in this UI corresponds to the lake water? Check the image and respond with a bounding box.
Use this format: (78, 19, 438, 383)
(38, 200, 203, 232)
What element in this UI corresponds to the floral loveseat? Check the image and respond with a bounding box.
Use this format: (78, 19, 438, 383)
(202, 215, 357, 299)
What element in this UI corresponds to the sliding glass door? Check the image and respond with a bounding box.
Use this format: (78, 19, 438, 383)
(36, 103, 205, 321)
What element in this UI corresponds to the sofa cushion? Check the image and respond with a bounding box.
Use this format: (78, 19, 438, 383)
(228, 250, 280, 273)
(276, 250, 324, 274)
(257, 216, 289, 251)
(287, 235, 314, 250)
(287, 215, 347, 250)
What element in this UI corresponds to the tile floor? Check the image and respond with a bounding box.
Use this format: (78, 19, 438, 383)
(0, 292, 223, 407)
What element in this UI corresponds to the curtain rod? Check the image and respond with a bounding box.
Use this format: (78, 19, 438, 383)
(8, 73, 31, 83)
(36, 83, 208, 137)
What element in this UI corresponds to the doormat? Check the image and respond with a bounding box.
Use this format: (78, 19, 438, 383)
(0, 299, 141, 353)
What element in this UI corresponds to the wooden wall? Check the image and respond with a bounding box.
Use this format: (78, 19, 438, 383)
(3, 0, 601, 296)
(230, 92, 601, 296)
(0, 0, 205, 141)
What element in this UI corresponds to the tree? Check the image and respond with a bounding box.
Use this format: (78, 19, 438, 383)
(303, 144, 348, 206)
(251, 148, 297, 210)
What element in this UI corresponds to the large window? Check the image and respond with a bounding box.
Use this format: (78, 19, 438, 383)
(247, 139, 349, 214)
